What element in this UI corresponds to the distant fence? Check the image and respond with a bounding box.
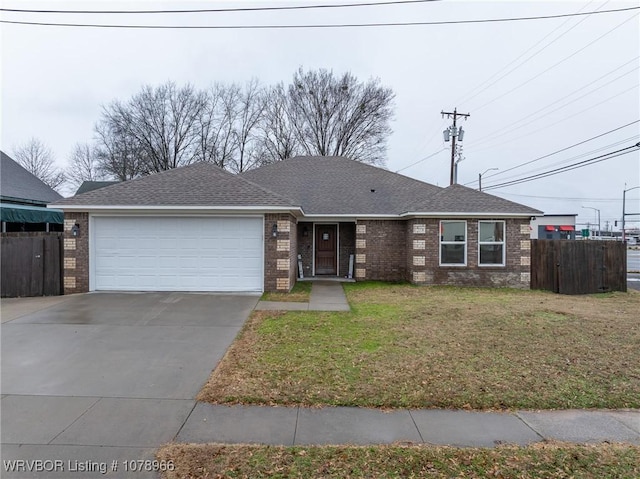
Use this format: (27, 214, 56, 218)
(531, 240, 627, 294)
(1, 233, 63, 298)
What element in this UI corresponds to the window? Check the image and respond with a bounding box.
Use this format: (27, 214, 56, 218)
(478, 221, 505, 266)
(440, 221, 466, 265)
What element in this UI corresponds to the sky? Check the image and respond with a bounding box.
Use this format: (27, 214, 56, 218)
(1, 0, 639, 231)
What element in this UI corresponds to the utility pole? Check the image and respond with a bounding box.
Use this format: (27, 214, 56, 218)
(442, 108, 470, 185)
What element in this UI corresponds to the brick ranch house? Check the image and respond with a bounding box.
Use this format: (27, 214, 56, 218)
(50, 156, 542, 294)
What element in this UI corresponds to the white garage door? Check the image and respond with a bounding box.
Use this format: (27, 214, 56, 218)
(92, 216, 263, 292)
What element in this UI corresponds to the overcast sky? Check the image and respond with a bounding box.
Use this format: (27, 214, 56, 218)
(1, 0, 639, 231)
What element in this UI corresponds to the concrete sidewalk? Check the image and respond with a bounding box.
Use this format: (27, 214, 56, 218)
(255, 281, 350, 311)
(176, 404, 640, 447)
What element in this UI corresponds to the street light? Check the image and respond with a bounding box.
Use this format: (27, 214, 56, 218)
(582, 206, 601, 239)
(478, 168, 498, 191)
(622, 185, 640, 242)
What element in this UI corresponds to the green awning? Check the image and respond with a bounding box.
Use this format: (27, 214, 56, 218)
(0, 202, 64, 224)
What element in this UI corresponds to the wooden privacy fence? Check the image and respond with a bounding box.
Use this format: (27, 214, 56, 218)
(531, 239, 627, 294)
(1, 233, 63, 298)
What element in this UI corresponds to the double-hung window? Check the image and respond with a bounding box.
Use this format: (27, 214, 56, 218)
(478, 220, 505, 266)
(439, 221, 466, 266)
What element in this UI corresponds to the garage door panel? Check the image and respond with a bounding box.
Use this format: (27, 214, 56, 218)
(93, 216, 263, 292)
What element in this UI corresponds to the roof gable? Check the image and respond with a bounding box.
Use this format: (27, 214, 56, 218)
(0, 151, 62, 205)
(241, 156, 442, 215)
(53, 162, 297, 208)
(406, 184, 542, 215)
(75, 181, 119, 195)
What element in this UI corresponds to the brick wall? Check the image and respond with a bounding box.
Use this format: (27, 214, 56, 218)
(405, 219, 433, 284)
(406, 217, 531, 288)
(355, 220, 407, 282)
(264, 213, 297, 292)
(62, 212, 89, 294)
(297, 222, 314, 278)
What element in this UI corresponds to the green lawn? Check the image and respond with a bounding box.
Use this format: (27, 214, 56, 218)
(199, 282, 640, 410)
(158, 443, 640, 479)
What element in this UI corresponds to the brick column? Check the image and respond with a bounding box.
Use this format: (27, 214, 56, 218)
(264, 213, 296, 292)
(518, 221, 532, 287)
(62, 212, 89, 294)
(355, 222, 367, 280)
(407, 219, 429, 285)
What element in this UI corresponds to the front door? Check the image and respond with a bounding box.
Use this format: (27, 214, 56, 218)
(315, 225, 337, 275)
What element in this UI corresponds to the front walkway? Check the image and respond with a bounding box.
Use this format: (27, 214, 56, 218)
(255, 281, 350, 311)
(176, 404, 640, 447)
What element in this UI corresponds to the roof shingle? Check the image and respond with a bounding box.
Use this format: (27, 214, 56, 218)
(51, 156, 541, 216)
(1, 151, 62, 204)
(241, 156, 442, 215)
(406, 184, 542, 215)
(52, 162, 297, 208)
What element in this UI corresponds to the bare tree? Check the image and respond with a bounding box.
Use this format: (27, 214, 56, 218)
(194, 83, 238, 169)
(90, 71, 395, 177)
(285, 68, 394, 165)
(258, 84, 301, 164)
(195, 80, 267, 173)
(12, 138, 66, 190)
(229, 79, 266, 173)
(65, 143, 104, 189)
(94, 121, 145, 181)
(96, 81, 207, 175)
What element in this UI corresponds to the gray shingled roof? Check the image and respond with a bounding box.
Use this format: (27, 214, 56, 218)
(75, 180, 119, 195)
(406, 184, 542, 215)
(241, 156, 442, 215)
(1, 151, 62, 204)
(51, 156, 541, 216)
(52, 162, 297, 208)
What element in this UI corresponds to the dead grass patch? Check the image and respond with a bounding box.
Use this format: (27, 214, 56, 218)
(199, 283, 640, 409)
(157, 442, 640, 479)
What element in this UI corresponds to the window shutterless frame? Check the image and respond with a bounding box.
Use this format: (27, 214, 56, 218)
(478, 220, 506, 267)
(439, 220, 467, 266)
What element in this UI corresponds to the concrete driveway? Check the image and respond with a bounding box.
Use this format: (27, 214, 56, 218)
(1, 292, 258, 478)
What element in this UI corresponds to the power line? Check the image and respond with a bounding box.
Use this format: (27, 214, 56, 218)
(0, 0, 441, 14)
(484, 148, 638, 191)
(466, 83, 639, 155)
(396, 148, 447, 173)
(455, 0, 605, 108)
(470, 12, 639, 112)
(405, 119, 447, 162)
(1, 6, 638, 29)
(482, 143, 640, 191)
(495, 192, 640, 202)
(463, 120, 640, 185)
(480, 135, 639, 185)
(464, 57, 639, 150)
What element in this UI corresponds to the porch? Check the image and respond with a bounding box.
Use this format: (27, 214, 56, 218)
(296, 222, 356, 280)
(298, 276, 356, 283)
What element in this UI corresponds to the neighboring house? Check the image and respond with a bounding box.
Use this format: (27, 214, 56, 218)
(0, 151, 64, 232)
(50, 156, 542, 294)
(530, 214, 577, 240)
(75, 181, 119, 195)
